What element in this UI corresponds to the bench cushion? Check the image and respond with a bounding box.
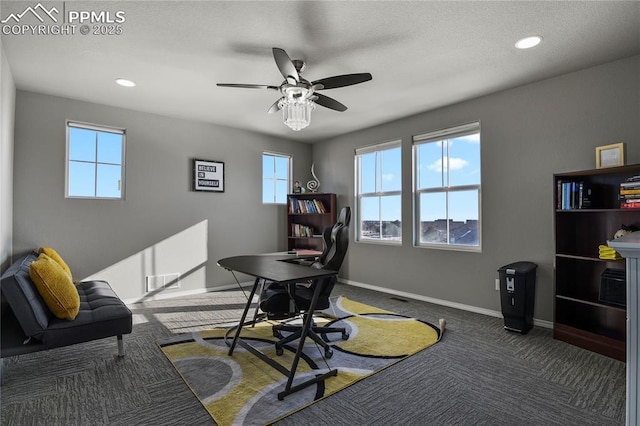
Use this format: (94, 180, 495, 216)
(39, 247, 73, 278)
(29, 253, 80, 320)
(42, 280, 132, 348)
(1, 252, 51, 340)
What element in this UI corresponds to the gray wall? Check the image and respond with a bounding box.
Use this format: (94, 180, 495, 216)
(12, 91, 312, 301)
(313, 55, 640, 322)
(9, 56, 640, 319)
(1, 41, 15, 270)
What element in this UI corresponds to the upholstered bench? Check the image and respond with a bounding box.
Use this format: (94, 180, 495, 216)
(0, 250, 132, 383)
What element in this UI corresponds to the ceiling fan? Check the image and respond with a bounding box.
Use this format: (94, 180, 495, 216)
(217, 47, 373, 131)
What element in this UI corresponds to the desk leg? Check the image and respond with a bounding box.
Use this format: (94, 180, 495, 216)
(228, 277, 261, 356)
(279, 276, 338, 400)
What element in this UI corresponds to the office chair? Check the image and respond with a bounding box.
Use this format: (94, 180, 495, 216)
(259, 206, 351, 358)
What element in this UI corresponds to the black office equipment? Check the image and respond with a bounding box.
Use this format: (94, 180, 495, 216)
(599, 268, 626, 307)
(498, 261, 538, 334)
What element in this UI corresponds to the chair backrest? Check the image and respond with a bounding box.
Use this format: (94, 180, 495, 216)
(312, 206, 351, 272)
(259, 207, 351, 314)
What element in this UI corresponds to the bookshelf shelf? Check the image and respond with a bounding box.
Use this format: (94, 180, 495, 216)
(287, 193, 336, 253)
(553, 164, 640, 361)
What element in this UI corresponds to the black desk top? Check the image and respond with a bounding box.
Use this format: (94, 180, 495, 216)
(217, 255, 337, 284)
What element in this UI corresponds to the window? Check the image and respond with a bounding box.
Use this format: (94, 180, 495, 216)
(66, 121, 125, 199)
(355, 140, 402, 243)
(262, 152, 291, 204)
(413, 122, 481, 250)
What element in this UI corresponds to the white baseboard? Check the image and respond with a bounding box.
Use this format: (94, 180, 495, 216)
(339, 278, 553, 329)
(125, 279, 553, 330)
(124, 281, 254, 305)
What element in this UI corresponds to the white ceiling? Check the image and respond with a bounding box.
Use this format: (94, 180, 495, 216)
(2, 1, 639, 142)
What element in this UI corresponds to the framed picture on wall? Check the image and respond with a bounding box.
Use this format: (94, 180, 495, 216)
(193, 159, 225, 192)
(596, 142, 625, 169)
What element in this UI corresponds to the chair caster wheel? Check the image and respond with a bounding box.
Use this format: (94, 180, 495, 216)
(342, 332, 349, 340)
(276, 347, 283, 356)
(325, 348, 333, 358)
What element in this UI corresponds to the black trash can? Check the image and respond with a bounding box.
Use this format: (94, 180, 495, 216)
(498, 261, 537, 334)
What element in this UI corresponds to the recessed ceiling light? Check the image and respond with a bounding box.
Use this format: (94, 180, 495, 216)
(515, 36, 542, 49)
(115, 78, 136, 87)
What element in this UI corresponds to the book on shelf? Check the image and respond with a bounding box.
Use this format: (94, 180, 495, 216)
(557, 180, 592, 210)
(288, 198, 327, 214)
(290, 223, 316, 237)
(619, 175, 640, 208)
(621, 202, 640, 209)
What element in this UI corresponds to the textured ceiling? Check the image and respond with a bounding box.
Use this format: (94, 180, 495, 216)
(2, 1, 639, 142)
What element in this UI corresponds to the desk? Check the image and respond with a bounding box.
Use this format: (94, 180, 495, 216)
(217, 254, 339, 400)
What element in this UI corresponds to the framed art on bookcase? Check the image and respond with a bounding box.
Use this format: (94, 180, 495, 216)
(193, 159, 225, 192)
(596, 142, 625, 169)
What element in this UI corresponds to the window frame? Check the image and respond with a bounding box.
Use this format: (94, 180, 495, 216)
(262, 151, 292, 205)
(65, 120, 126, 200)
(354, 139, 402, 245)
(412, 122, 481, 252)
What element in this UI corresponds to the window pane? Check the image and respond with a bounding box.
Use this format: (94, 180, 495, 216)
(417, 142, 444, 189)
(360, 196, 379, 239)
(380, 195, 401, 240)
(380, 147, 401, 192)
(275, 180, 288, 204)
(262, 153, 290, 204)
(96, 164, 122, 198)
(448, 133, 480, 187)
(448, 190, 479, 245)
(359, 152, 376, 194)
(419, 192, 447, 244)
(69, 127, 96, 162)
(263, 180, 274, 203)
(68, 161, 95, 197)
(275, 156, 288, 180)
(262, 155, 274, 179)
(97, 132, 123, 164)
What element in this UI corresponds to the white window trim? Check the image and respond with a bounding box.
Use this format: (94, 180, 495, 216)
(412, 122, 481, 252)
(354, 139, 402, 245)
(65, 120, 126, 200)
(262, 151, 292, 205)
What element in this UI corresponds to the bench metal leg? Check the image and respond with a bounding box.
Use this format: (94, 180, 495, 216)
(117, 335, 125, 357)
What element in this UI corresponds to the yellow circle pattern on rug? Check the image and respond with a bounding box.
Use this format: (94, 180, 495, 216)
(333, 315, 438, 357)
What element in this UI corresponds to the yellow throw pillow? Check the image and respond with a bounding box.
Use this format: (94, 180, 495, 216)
(39, 247, 72, 279)
(29, 253, 80, 320)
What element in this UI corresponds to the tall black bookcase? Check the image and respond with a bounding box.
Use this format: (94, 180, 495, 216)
(553, 164, 640, 361)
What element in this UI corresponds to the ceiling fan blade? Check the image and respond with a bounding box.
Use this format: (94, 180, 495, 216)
(267, 99, 282, 114)
(217, 83, 279, 90)
(312, 73, 372, 90)
(314, 93, 347, 112)
(272, 48, 299, 85)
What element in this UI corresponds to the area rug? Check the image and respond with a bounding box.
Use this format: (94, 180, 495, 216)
(159, 296, 444, 426)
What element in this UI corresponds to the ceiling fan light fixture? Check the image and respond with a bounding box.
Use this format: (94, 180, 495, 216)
(217, 47, 373, 132)
(279, 98, 315, 131)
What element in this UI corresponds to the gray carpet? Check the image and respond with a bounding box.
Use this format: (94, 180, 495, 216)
(1, 284, 625, 425)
